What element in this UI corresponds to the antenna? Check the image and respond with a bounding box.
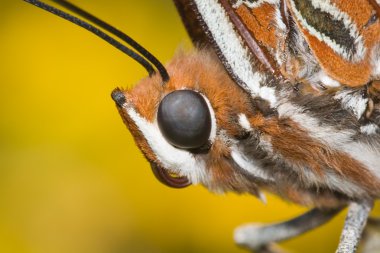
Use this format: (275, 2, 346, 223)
(23, 0, 170, 82)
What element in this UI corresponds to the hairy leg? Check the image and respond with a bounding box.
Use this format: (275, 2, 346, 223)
(335, 201, 373, 253)
(234, 207, 342, 252)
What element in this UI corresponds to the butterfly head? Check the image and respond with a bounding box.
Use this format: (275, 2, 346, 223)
(111, 50, 218, 188)
(23, 0, 264, 195)
(112, 49, 262, 195)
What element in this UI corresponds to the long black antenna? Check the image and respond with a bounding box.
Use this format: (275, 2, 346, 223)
(23, 0, 170, 82)
(51, 0, 170, 82)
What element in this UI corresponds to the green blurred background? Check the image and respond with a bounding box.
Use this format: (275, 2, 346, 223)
(1, 1, 378, 253)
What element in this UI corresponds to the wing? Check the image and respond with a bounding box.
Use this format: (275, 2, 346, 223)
(173, 0, 210, 45)
(174, 0, 283, 73)
(173, 0, 283, 108)
(174, 0, 380, 92)
(287, 0, 380, 87)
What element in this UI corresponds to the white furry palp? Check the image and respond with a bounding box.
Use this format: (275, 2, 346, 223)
(124, 105, 211, 184)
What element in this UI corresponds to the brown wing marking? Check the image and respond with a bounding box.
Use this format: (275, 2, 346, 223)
(288, 0, 380, 87)
(219, 0, 282, 77)
(234, 3, 279, 56)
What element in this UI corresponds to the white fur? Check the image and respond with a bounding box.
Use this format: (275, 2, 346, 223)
(273, 9, 288, 66)
(334, 90, 368, 119)
(232, 0, 278, 9)
(307, 70, 342, 90)
(231, 146, 274, 182)
(273, 4, 288, 31)
(371, 44, 380, 77)
(277, 102, 380, 180)
(266, 141, 368, 197)
(374, 57, 380, 77)
(302, 168, 367, 197)
(288, 0, 366, 62)
(277, 102, 352, 144)
(201, 93, 217, 143)
(193, 0, 278, 106)
(344, 142, 380, 179)
(317, 71, 341, 87)
(238, 114, 252, 131)
(125, 106, 209, 184)
(272, 4, 288, 67)
(259, 86, 277, 107)
(360, 124, 379, 135)
(235, 116, 275, 182)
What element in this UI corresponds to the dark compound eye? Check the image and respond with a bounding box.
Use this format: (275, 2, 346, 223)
(157, 90, 212, 149)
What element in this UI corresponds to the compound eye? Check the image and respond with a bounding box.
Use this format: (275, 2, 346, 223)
(157, 90, 212, 149)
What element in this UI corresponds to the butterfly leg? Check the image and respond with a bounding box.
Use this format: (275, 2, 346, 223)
(234, 207, 342, 253)
(335, 201, 373, 253)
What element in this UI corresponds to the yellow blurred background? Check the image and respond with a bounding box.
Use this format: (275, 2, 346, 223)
(1, 1, 378, 253)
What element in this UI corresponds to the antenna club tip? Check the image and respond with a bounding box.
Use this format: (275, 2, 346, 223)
(111, 88, 126, 107)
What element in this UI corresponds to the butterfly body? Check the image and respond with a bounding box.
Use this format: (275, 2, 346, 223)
(114, 47, 380, 209)
(111, 0, 380, 210)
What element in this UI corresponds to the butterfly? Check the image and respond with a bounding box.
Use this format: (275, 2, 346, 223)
(24, 0, 380, 252)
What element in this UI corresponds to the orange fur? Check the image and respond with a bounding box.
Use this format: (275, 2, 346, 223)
(254, 117, 380, 196)
(207, 139, 254, 192)
(122, 49, 263, 195)
(120, 49, 255, 168)
(116, 48, 380, 207)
